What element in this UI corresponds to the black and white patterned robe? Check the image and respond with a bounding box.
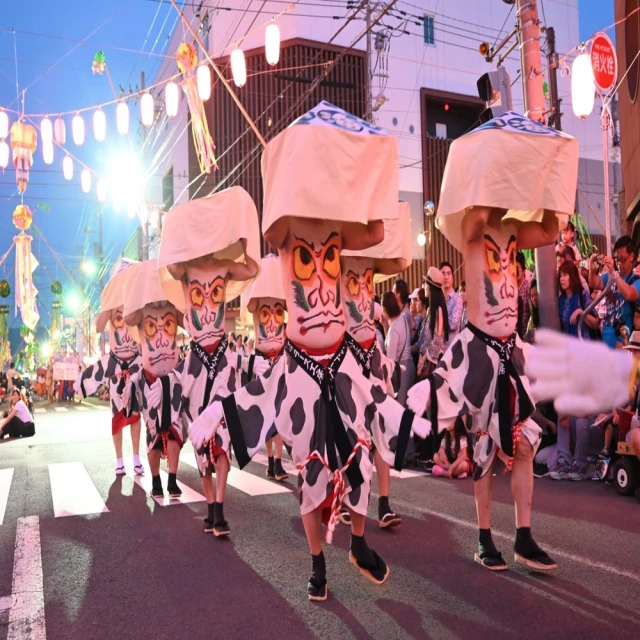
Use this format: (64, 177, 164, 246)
(78, 352, 142, 431)
(425, 324, 540, 479)
(344, 333, 398, 398)
(218, 338, 415, 527)
(159, 336, 241, 476)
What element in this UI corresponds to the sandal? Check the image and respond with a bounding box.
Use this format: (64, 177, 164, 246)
(474, 551, 507, 571)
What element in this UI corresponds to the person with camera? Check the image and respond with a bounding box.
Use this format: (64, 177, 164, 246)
(588, 236, 640, 349)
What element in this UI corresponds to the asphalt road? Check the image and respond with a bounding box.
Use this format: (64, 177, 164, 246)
(1, 401, 639, 640)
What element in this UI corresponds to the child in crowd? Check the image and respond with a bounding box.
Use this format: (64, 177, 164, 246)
(556, 220, 582, 264)
(432, 417, 472, 479)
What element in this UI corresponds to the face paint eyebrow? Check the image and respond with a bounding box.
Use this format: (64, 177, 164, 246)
(484, 234, 501, 253)
(345, 270, 360, 280)
(207, 276, 226, 289)
(161, 312, 176, 321)
(321, 231, 340, 246)
(188, 279, 206, 288)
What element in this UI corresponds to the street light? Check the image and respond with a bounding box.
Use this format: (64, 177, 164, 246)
(81, 260, 96, 276)
(65, 291, 82, 311)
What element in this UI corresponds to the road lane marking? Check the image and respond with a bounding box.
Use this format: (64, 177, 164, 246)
(48, 462, 109, 518)
(180, 451, 291, 496)
(74, 406, 89, 411)
(8, 516, 46, 640)
(134, 469, 206, 506)
(53, 407, 68, 413)
(0, 595, 11, 612)
(34, 408, 46, 414)
(0, 468, 14, 525)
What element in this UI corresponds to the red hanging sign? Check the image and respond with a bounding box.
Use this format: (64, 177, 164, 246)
(590, 31, 618, 95)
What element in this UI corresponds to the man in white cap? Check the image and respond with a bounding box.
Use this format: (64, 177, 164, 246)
(76, 262, 144, 476)
(338, 201, 412, 529)
(121, 260, 186, 499)
(242, 254, 289, 481)
(189, 102, 430, 601)
(149, 186, 261, 536)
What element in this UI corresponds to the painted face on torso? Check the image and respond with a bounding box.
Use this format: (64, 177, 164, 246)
(109, 307, 138, 361)
(253, 296, 286, 358)
(138, 303, 180, 377)
(465, 218, 518, 337)
(182, 259, 227, 348)
(279, 219, 346, 351)
(340, 256, 375, 346)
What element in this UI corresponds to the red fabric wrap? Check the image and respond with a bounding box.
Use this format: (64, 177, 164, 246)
(112, 410, 140, 436)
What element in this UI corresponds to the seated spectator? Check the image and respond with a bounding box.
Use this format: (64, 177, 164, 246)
(432, 417, 471, 479)
(548, 413, 603, 481)
(558, 261, 599, 339)
(0, 388, 35, 439)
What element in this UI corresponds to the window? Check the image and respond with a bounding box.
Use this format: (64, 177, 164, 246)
(435, 123, 447, 139)
(423, 14, 435, 46)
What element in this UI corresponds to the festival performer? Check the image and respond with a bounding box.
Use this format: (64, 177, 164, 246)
(189, 102, 430, 601)
(338, 201, 412, 529)
(149, 187, 261, 536)
(76, 263, 144, 477)
(242, 254, 289, 482)
(121, 260, 186, 499)
(407, 112, 579, 573)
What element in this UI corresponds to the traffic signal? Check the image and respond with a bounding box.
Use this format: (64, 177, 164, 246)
(477, 67, 513, 123)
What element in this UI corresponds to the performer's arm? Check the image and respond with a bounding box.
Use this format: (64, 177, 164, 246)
(75, 356, 108, 398)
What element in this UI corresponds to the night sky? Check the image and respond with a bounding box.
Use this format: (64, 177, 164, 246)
(0, 0, 615, 352)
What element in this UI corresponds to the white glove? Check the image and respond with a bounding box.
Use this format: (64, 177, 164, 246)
(189, 400, 223, 449)
(526, 329, 634, 416)
(407, 378, 431, 418)
(411, 415, 432, 439)
(147, 379, 163, 410)
(251, 357, 271, 377)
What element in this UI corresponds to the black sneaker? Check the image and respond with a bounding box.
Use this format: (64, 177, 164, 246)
(307, 577, 328, 602)
(266, 456, 275, 480)
(274, 458, 289, 482)
(533, 463, 549, 478)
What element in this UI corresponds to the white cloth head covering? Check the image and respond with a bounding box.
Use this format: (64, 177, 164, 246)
(95, 260, 139, 333)
(157, 186, 261, 302)
(242, 254, 285, 314)
(436, 111, 579, 251)
(123, 260, 186, 342)
(342, 200, 412, 282)
(261, 101, 399, 247)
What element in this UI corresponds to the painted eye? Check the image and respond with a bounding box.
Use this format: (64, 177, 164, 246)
(509, 250, 518, 279)
(164, 316, 177, 337)
(190, 286, 205, 308)
(365, 272, 374, 296)
(486, 248, 500, 273)
(293, 245, 316, 282)
(274, 305, 285, 324)
(143, 320, 158, 338)
(347, 276, 360, 297)
(112, 312, 124, 329)
(323, 244, 340, 280)
(258, 307, 271, 325)
(211, 286, 224, 303)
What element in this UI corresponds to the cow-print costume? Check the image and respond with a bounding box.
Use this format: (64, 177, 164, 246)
(219, 337, 415, 519)
(157, 335, 240, 476)
(126, 369, 185, 456)
(425, 324, 540, 479)
(344, 333, 399, 398)
(78, 352, 141, 431)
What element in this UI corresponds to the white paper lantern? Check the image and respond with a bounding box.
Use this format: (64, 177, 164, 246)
(97, 178, 107, 203)
(116, 101, 129, 135)
(571, 52, 596, 119)
(141, 93, 154, 127)
(41, 117, 53, 147)
(0, 141, 9, 169)
(93, 109, 106, 142)
(265, 23, 280, 66)
(63, 155, 73, 181)
(81, 168, 91, 194)
(231, 49, 247, 88)
(54, 117, 66, 145)
(0, 111, 8, 139)
(72, 114, 85, 146)
(165, 82, 179, 118)
(42, 142, 54, 165)
(197, 64, 211, 101)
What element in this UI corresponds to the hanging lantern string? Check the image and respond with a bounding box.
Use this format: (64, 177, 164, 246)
(228, 1, 295, 52)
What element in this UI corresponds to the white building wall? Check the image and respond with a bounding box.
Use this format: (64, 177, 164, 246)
(149, 0, 614, 240)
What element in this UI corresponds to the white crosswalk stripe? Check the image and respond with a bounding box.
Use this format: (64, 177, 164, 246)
(74, 406, 90, 411)
(179, 450, 291, 496)
(34, 408, 46, 414)
(48, 462, 109, 518)
(53, 407, 68, 413)
(0, 468, 14, 525)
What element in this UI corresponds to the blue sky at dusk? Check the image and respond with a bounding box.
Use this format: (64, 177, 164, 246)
(0, 0, 616, 347)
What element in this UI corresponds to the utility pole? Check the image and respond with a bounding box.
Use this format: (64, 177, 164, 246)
(546, 27, 562, 131)
(365, 1, 373, 123)
(140, 70, 150, 261)
(516, 0, 560, 330)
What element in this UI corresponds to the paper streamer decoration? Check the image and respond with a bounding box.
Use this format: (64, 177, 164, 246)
(14, 234, 40, 330)
(176, 42, 217, 173)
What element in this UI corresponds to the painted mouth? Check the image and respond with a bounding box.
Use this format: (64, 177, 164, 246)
(196, 329, 224, 338)
(299, 319, 345, 335)
(260, 337, 283, 344)
(298, 309, 344, 324)
(484, 308, 517, 325)
(350, 319, 373, 333)
(149, 352, 176, 365)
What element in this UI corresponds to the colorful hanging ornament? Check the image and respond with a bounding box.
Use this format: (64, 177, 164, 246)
(13, 204, 33, 231)
(175, 42, 217, 173)
(0, 280, 10, 298)
(92, 50, 106, 75)
(14, 234, 39, 331)
(51, 280, 63, 296)
(10, 121, 37, 193)
(50, 299, 62, 341)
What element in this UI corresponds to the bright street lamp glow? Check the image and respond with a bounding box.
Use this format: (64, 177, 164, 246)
(108, 152, 145, 213)
(417, 232, 427, 247)
(66, 291, 82, 311)
(81, 260, 97, 276)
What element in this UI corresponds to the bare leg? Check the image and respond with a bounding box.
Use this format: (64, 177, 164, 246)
(301, 508, 323, 555)
(274, 434, 284, 459)
(374, 449, 390, 497)
(130, 420, 141, 456)
(214, 453, 229, 503)
(112, 430, 123, 459)
(266, 438, 273, 457)
(200, 470, 215, 503)
(511, 439, 534, 529)
(349, 510, 366, 536)
(148, 449, 161, 476)
(167, 440, 180, 474)
(474, 466, 494, 529)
